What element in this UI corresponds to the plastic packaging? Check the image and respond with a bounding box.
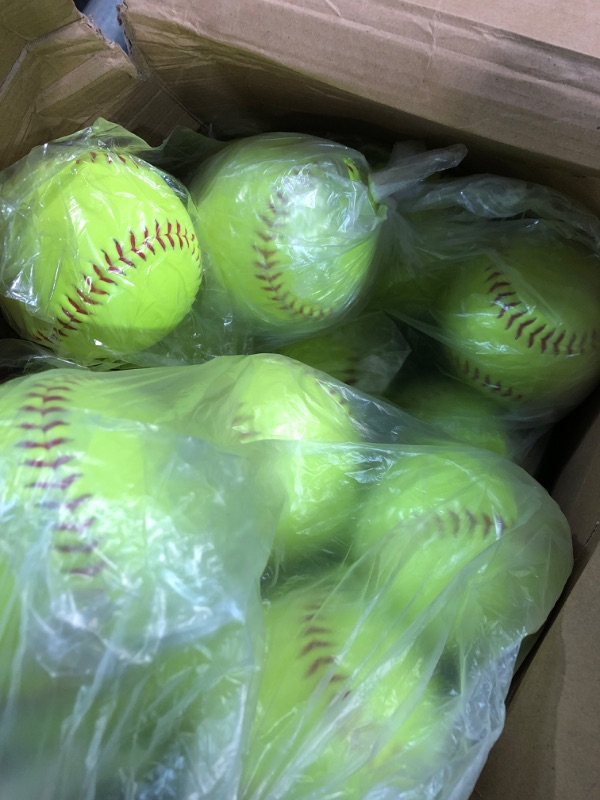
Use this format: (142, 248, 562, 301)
(0, 365, 277, 799)
(370, 167, 600, 424)
(0, 120, 251, 369)
(187, 133, 466, 346)
(277, 312, 409, 395)
(383, 331, 547, 466)
(0, 352, 573, 799)
(243, 442, 572, 799)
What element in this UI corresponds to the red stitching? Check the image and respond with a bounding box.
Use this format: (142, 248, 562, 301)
(300, 639, 332, 656)
(55, 538, 101, 554)
(253, 183, 334, 321)
(19, 420, 68, 432)
(295, 595, 352, 696)
(484, 265, 597, 357)
(429, 508, 504, 538)
(26, 474, 82, 491)
(69, 564, 106, 577)
(454, 355, 525, 402)
(16, 379, 107, 579)
(37, 493, 90, 511)
(16, 437, 71, 450)
(35, 216, 200, 346)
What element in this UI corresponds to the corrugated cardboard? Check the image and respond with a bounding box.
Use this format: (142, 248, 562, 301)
(474, 541, 600, 800)
(119, 0, 600, 175)
(0, 4, 197, 170)
(1, 1, 599, 798)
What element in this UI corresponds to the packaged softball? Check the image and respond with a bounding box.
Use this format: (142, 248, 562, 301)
(0, 354, 573, 798)
(187, 132, 467, 347)
(383, 328, 551, 468)
(0, 120, 248, 369)
(371, 169, 600, 424)
(276, 311, 409, 395)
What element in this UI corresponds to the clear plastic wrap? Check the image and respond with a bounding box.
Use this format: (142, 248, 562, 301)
(370, 167, 600, 424)
(0, 366, 275, 799)
(0, 352, 573, 798)
(277, 312, 409, 395)
(187, 134, 466, 347)
(0, 120, 251, 369)
(243, 444, 572, 799)
(383, 333, 546, 466)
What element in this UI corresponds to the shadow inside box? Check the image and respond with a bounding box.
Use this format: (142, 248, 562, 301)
(536, 381, 600, 493)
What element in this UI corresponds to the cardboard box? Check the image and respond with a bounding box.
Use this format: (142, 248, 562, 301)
(1, 1, 599, 797)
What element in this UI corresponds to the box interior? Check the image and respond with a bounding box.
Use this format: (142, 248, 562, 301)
(1, 1, 599, 797)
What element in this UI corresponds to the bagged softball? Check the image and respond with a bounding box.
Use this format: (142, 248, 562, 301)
(0, 121, 221, 367)
(383, 331, 544, 464)
(438, 231, 600, 419)
(276, 311, 409, 395)
(243, 439, 572, 798)
(188, 133, 466, 344)
(0, 367, 274, 799)
(375, 167, 600, 422)
(0, 356, 574, 799)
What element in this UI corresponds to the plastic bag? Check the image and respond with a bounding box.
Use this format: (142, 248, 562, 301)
(187, 133, 466, 347)
(382, 329, 548, 467)
(276, 312, 409, 395)
(0, 120, 250, 369)
(0, 365, 276, 799)
(0, 352, 573, 799)
(370, 167, 600, 425)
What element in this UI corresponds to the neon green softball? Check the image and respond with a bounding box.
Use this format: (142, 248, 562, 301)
(0, 149, 202, 361)
(189, 133, 387, 338)
(440, 236, 600, 413)
(244, 577, 445, 798)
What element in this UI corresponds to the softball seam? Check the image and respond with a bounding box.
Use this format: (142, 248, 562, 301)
(299, 599, 349, 694)
(33, 150, 200, 349)
(430, 508, 506, 538)
(447, 263, 600, 402)
(452, 353, 526, 402)
(36, 220, 199, 347)
(485, 265, 599, 355)
(252, 171, 335, 322)
(16, 377, 106, 577)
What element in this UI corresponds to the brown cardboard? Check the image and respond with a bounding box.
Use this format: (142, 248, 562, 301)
(120, 0, 600, 175)
(0, 0, 79, 82)
(0, 7, 197, 170)
(1, 1, 600, 798)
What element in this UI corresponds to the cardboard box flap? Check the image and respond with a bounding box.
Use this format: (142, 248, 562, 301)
(0, 10, 199, 170)
(426, 0, 600, 59)
(474, 540, 600, 800)
(0, 0, 79, 82)
(121, 0, 600, 174)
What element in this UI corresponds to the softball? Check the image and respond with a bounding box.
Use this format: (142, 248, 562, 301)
(0, 148, 202, 361)
(388, 374, 514, 457)
(192, 354, 360, 565)
(189, 133, 387, 339)
(278, 311, 405, 394)
(440, 236, 600, 414)
(353, 446, 572, 636)
(0, 368, 234, 794)
(244, 577, 445, 798)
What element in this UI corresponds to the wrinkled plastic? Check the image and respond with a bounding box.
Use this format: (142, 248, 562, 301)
(0, 352, 573, 799)
(369, 166, 600, 424)
(0, 364, 279, 799)
(383, 333, 548, 467)
(277, 312, 409, 395)
(187, 134, 467, 346)
(0, 120, 251, 369)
